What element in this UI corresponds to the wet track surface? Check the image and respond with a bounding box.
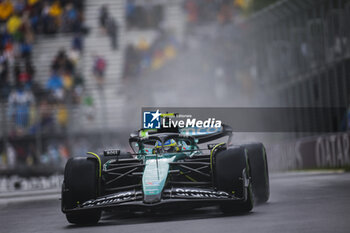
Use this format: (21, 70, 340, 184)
(1, 172, 350, 233)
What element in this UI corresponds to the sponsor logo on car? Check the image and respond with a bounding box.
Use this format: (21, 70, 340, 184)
(173, 188, 231, 198)
(82, 191, 141, 207)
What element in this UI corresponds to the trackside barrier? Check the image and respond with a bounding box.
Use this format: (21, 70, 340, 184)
(0, 174, 63, 193)
(267, 132, 350, 171)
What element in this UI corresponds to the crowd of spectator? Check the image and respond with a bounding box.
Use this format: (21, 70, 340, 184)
(0, 0, 85, 92)
(123, 30, 178, 80)
(0, 0, 85, 35)
(0, 1, 88, 172)
(5, 41, 85, 138)
(0, 0, 84, 130)
(0, 39, 87, 171)
(0, 0, 86, 134)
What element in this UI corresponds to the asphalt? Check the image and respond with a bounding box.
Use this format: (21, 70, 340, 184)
(1, 172, 350, 233)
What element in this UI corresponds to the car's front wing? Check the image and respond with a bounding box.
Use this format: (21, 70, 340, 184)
(62, 187, 246, 213)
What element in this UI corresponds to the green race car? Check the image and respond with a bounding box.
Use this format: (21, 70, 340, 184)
(61, 124, 269, 224)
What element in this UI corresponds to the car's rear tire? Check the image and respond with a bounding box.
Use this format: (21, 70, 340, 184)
(62, 157, 101, 224)
(213, 146, 254, 214)
(243, 143, 270, 203)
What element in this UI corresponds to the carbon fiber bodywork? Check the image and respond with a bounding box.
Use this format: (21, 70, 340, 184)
(62, 183, 249, 213)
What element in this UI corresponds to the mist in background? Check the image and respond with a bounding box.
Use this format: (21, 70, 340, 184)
(1, 0, 350, 181)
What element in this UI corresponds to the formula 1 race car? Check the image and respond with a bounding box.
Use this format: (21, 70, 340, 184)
(61, 123, 269, 224)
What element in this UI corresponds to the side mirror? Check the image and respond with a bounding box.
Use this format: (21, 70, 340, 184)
(104, 149, 120, 156)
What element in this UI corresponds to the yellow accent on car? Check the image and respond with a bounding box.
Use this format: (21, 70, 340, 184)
(210, 143, 226, 170)
(87, 152, 101, 177)
(180, 171, 197, 182)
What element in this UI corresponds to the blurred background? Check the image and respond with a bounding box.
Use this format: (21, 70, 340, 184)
(1, 0, 350, 191)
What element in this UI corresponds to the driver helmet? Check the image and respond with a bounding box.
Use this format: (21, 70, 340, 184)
(153, 139, 179, 153)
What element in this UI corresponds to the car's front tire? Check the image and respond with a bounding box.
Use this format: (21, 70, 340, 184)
(213, 146, 254, 214)
(62, 157, 101, 224)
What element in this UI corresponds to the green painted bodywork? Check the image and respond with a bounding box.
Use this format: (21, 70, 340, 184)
(138, 139, 199, 198)
(141, 155, 178, 195)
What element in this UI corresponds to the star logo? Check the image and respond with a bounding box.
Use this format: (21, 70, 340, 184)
(151, 109, 161, 122)
(143, 110, 161, 129)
